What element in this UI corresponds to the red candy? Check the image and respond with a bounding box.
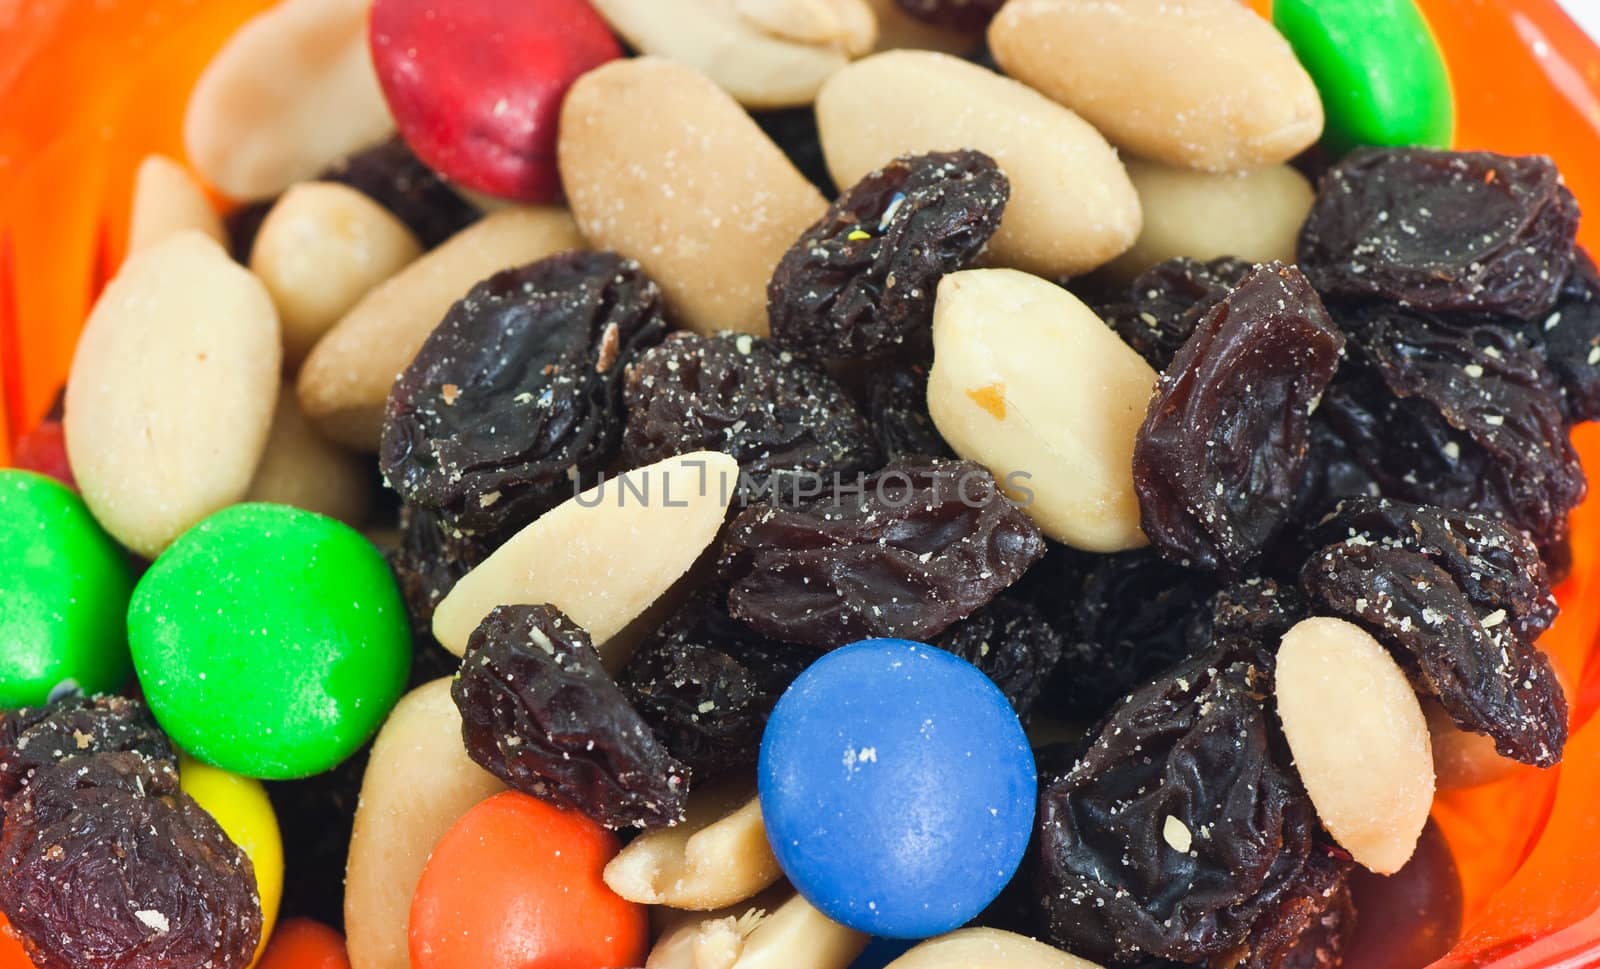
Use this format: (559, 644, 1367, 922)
(409, 791, 647, 969)
(12, 418, 75, 488)
(258, 918, 352, 969)
(369, 0, 620, 202)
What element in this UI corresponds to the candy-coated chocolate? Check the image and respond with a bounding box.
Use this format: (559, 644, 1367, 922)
(1274, 0, 1454, 154)
(258, 919, 351, 969)
(758, 640, 1037, 939)
(128, 503, 410, 778)
(0, 469, 133, 708)
(409, 791, 648, 969)
(180, 754, 284, 965)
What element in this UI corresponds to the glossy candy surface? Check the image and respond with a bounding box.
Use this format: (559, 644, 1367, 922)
(758, 639, 1036, 939)
(257, 919, 351, 969)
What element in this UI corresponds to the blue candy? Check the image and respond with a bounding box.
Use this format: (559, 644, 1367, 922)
(758, 639, 1036, 939)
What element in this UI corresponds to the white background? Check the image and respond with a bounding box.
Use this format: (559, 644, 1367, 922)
(1560, 0, 1600, 40)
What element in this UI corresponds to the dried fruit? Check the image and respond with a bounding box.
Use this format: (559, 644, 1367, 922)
(1234, 846, 1355, 969)
(893, 0, 1005, 32)
(322, 137, 482, 249)
(1134, 263, 1346, 573)
(1097, 256, 1253, 371)
(0, 695, 174, 808)
(381, 251, 669, 536)
(621, 332, 881, 500)
(1301, 541, 1566, 766)
(864, 359, 955, 463)
(388, 503, 495, 631)
(452, 604, 689, 828)
(768, 150, 1008, 358)
(1036, 640, 1315, 965)
(1518, 250, 1600, 424)
(719, 460, 1047, 647)
(1298, 147, 1579, 319)
(616, 593, 820, 782)
(0, 753, 262, 969)
(931, 596, 1063, 721)
(1193, 577, 1310, 656)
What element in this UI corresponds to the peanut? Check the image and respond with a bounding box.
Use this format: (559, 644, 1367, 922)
(885, 927, 1107, 969)
(647, 889, 868, 969)
(605, 779, 782, 910)
(246, 384, 373, 527)
(127, 155, 225, 255)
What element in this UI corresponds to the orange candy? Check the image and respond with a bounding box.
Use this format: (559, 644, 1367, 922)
(409, 792, 648, 969)
(257, 919, 351, 969)
(0, 913, 35, 969)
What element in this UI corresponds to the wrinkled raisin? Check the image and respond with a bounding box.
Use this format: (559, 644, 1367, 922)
(1098, 256, 1254, 371)
(323, 137, 482, 249)
(1134, 263, 1346, 573)
(389, 503, 496, 632)
(719, 460, 1046, 647)
(616, 593, 820, 782)
(1192, 577, 1310, 656)
(621, 332, 881, 500)
(453, 604, 689, 828)
(1036, 640, 1315, 965)
(932, 596, 1063, 721)
(1519, 250, 1600, 423)
(864, 359, 955, 463)
(1301, 542, 1566, 766)
(894, 0, 1006, 32)
(0, 753, 261, 969)
(0, 696, 173, 808)
(1235, 846, 1355, 969)
(382, 251, 668, 536)
(768, 150, 1008, 358)
(1298, 147, 1578, 319)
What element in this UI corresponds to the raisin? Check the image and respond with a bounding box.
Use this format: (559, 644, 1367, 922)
(1291, 418, 1381, 528)
(1193, 577, 1310, 655)
(616, 593, 820, 782)
(453, 604, 689, 828)
(381, 251, 668, 536)
(1301, 542, 1566, 766)
(1298, 147, 1578, 319)
(266, 747, 369, 928)
(388, 503, 496, 631)
(768, 150, 1008, 358)
(1043, 549, 1214, 723)
(893, 0, 1006, 32)
(0, 696, 173, 808)
(322, 136, 482, 248)
(932, 596, 1063, 721)
(1518, 250, 1600, 423)
(621, 332, 881, 500)
(864, 359, 955, 462)
(753, 108, 837, 198)
(1234, 846, 1355, 969)
(223, 200, 274, 262)
(1036, 640, 1315, 965)
(1134, 263, 1346, 573)
(719, 460, 1047, 647)
(1098, 256, 1254, 371)
(0, 753, 261, 969)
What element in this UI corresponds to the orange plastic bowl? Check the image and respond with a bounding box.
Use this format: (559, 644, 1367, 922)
(2, 1, 1600, 966)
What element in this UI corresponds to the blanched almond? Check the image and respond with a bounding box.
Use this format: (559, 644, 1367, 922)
(296, 207, 584, 450)
(559, 58, 826, 336)
(816, 51, 1139, 277)
(886, 928, 1107, 969)
(647, 889, 868, 969)
(127, 155, 225, 255)
(432, 451, 740, 664)
(605, 779, 782, 910)
(246, 384, 372, 527)
(65, 232, 280, 558)
(988, 0, 1322, 171)
(928, 268, 1153, 552)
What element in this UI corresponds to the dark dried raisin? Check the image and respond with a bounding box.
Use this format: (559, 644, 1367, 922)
(719, 460, 1046, 647)
(1098, 256, 1254, 371)
(894, 0, 1005, 32)
(322, 137, 482, 248)
(1036, 641, 1315, 965)
(453, 604, 689, 828)
(768, 150, 1008, 358)
(1192, 577, 1310, 656)
(381, 251, 668, 536)
(617, 593, 819, 782)
(1298, 147, 1578, 319)
(0, 695, 173, 808)
(0, 753, 262, 969)
(1134, 263, 1345, 573)
(864, 359, 955, 463)
(1518, 250, 1600, 423)
(621, 332, 881, 500)
(388, 503, 495, 631)
(932, 596, 1063, 721)
(1301, 542, 1566, 766)
(1234, 846, 1355, 969)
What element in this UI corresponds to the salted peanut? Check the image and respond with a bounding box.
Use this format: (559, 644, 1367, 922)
(605, 779, 782, 910)
(1275, 617, 1434, 875)
(1427, 654, 1569, 789)
(927, 269, 1153, 552)
(433, 451, 741, 663)
(296, 207, 584, 450)
(184, 0, 394, 199)
(127, 155, 225, 254)
(1102, 160, 1315, 282)
(737, 0, 875, 55)
(246, 385, 372, 526)
(988, 0, 1322, 171)
(863, 0, 980, 54)
(345, 678, 504, 969)
(886, 927, 1107, 969)
(815, 51, 1140, 278)
(251, 183, 422, 368)
(65, 232, 280, 558)
(559, 58, 826, 336)
(647, 890, 868, 969)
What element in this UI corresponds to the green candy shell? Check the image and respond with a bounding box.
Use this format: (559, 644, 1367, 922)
(0, 470, 134, 708)
(129, 503, 411, 779)
(1275, 0, 1455, 155)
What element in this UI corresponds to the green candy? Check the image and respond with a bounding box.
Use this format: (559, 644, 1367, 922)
(129, 503, 411, 779)
(1274, 0, 1454, 155)
(0, 470, 134, 708)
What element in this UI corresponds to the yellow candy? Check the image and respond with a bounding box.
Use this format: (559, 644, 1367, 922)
(179, 755, 284, 965)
